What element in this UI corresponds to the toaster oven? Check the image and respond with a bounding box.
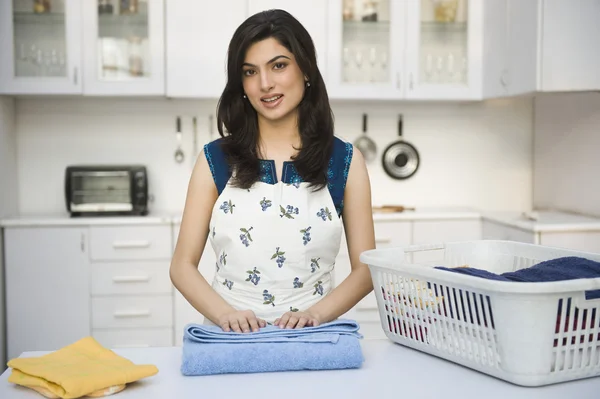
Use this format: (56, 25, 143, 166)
(65, 165, 149, 216)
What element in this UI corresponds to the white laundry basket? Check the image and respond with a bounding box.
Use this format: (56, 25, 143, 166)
(360, 240, 600, 387)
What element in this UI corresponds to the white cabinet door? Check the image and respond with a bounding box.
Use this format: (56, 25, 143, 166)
(404, 0, 482, 100)
(165, 0, 248, 98)
(540, 231, 600, 254)
(0, 0, 83, 94)
(412, 219, 481, 263)
(247, 0, 328, 82)
(504, 0, 538, 96)
(4, 227, 90, 360)
(82, 0, 165, 95)
(326, 0, 405, 100)
(482, 220, 538, 243)
(537, 0, 600, 91)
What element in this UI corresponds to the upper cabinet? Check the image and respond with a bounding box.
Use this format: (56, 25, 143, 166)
(165, 0, 247, 98)
(0, 0, 83, 95)
(82, 0, 165, 95)
(326, 0, 404, 99)
(166, 0, 327, 99)
(248, 0, 329, 82)
(536, 0, 600, 92)
(326, 0, 538, 101)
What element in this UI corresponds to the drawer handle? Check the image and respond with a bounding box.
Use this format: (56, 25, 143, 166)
(112, 275, 150, 283)
(375, 238, 391, 244)
(112, 240, 151, 249)
(113, 344, 150, 348)
(113, 310, 151, 318)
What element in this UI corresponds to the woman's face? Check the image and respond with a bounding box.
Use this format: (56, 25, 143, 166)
(241, 37, 306, 124)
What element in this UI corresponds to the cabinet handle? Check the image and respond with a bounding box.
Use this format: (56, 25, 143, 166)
(80, 233, 85, 252)
(409, 73, 414, 90)
(73, 67, 78, 85)
(396, 72, 400, 89)
(112, 240, 150, 249)
(113, 310, 151, 318)
(112, 275, 150, 283)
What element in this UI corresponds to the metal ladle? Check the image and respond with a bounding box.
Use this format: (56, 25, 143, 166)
(174, 116, 184, 163)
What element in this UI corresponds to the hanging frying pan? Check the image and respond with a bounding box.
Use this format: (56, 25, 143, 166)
(353, 113, 377, 162)
(381, 114, 420, 180)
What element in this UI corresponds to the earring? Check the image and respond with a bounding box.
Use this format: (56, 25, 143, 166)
(306, 81, 311, 87)
(243, 94, 247, 98)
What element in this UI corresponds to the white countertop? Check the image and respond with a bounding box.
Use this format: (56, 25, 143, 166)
(482, 210, 600, 233)
(1, 340, 598, 399)
(0, 208, 481, 227)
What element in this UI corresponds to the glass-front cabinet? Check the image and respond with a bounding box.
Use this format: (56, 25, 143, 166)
(82, 0, 165, 95)
(405, 0, 480, 99)
(327, 0, 481, 100)
(0, 0, 83, 94)
(327, 0, 405, 100)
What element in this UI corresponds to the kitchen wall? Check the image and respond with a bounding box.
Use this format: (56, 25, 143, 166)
(14, 96, 534, 215)
(0, 95, 17, 371)
(533, 92, 600, 217)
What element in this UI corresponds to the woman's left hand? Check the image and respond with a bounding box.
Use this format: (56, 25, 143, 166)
(274, 310, 320, 329)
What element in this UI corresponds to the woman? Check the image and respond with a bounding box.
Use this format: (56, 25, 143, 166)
(170, 9, 375, 334)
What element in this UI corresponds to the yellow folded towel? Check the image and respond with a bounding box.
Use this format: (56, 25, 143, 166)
(7, 336, 159, 399)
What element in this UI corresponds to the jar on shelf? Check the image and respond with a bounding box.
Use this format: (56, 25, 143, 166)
(33, 0, 51, 13)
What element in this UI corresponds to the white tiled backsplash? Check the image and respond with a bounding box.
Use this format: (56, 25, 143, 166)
(14, 96, 534, 215)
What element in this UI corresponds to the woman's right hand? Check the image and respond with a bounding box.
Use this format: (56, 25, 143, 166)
(218, 309, 266, 333)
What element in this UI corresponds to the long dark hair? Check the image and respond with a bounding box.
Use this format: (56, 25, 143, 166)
(216, 9, 334, 190)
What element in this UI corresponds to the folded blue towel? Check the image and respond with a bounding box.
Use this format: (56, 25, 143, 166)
(181, 319, 364, 376)
(436, 256, 600, 299)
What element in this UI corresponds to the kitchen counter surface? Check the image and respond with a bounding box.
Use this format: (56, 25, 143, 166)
(0, 208, 481, 227)
(482, 210, 600, 232)
(1, 340, 598, 399)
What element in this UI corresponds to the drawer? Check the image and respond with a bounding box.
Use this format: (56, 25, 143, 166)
(93, 328, 173, 349)
(90, 225, 172, 261)
(374, 221, 411, 248)
(91, 261, 172, 296)
(92, 295, 173, 329)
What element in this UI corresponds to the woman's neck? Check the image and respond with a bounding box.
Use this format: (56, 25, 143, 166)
(257, 112, 301, 160)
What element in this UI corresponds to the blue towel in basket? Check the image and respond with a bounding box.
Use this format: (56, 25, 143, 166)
(180, 319, 364, 376)
(436, 256, 600, 299)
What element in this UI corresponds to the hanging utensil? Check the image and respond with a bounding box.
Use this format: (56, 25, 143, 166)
(381, 114, 420, 180)
(174, 116, 184, 164)
(353, 113, 377, 162)
(192, 116, 198, 165)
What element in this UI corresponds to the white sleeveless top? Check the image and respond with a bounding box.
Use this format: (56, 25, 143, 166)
(204, 137, 353, 323)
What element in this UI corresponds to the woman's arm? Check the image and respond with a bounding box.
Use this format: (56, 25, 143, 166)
(304, 145, 376, 323)
(169, 150, 237, 325)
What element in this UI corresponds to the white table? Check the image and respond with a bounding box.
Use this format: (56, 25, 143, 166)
(1, 340, 599, 398)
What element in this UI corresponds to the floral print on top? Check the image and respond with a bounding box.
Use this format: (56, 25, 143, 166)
(203, 136, 353, 323)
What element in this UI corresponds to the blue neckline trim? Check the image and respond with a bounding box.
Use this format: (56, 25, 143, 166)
(258, 160, 301, 185)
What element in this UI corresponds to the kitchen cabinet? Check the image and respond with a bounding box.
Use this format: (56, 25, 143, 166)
(537, 0, 600, 92)
(0, 0, 83, 95)
(482, 219, 537, 243)
(165, 0, 248, 98)
(248, 0, 328, 81)
(82, 0, 166, 95)
(88, 224, 174, 349)
(482, 218, 600, 254)
(326, 0, 538, 101)
(4, 226, 90, 360)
